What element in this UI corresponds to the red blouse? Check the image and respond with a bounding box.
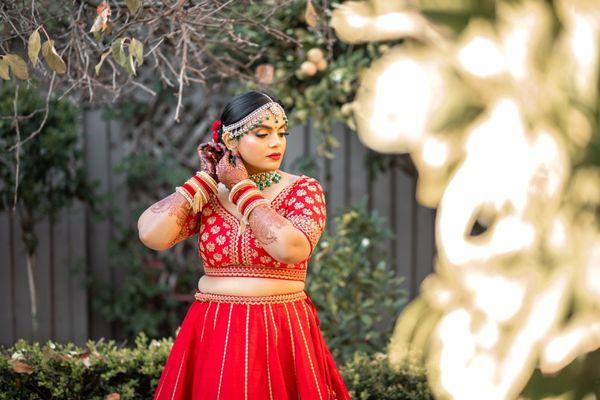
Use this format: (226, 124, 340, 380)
(194, 175, 326, 282)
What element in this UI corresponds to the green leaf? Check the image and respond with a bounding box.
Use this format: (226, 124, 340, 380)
(28, 29, 41, 66)
(126, 0, 141, 14)
(129, 38, 144, 66)
(125, 53, 136, 76)
(111, 38, 127, 67)
(95, 49, 112, 76)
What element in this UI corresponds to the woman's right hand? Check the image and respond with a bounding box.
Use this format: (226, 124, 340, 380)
(197, 142, 225, 182)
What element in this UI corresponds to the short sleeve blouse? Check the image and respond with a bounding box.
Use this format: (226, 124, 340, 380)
(197, 175, 326, 282)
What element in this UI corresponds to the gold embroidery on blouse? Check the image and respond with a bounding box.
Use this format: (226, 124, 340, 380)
(199, 176, 323, 278)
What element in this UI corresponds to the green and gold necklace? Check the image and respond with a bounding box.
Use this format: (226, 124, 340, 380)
(248, 170, 282, 190)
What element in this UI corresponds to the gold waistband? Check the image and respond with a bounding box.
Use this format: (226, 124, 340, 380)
(194, 289, 307, 305)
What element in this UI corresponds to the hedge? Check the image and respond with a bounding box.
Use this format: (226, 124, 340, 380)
(0, 333, 432, 400)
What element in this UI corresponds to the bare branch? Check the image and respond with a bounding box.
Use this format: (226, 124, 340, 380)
(7, 72, 56, 152)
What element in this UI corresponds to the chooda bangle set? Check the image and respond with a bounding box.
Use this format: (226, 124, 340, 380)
(175, 171, 218, 215)
(229, 179, 271, 235)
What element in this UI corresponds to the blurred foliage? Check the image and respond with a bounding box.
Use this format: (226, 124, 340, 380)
(0, 82, 98, 251)
(89, 151, 201, 341)
(520, 349, 600, 400)
(237, 0, 406, 166)
(0, 81, 98, 337)
(307, 201, 408, 365)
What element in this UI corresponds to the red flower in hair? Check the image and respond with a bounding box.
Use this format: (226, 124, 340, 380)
(211, 119, 221, 143)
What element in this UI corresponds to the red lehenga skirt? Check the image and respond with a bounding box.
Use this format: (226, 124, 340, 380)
(152, 289, 351, 400)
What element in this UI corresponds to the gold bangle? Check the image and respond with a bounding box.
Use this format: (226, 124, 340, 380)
(196, 171, 218, 194)
(175, 186, 193, 206)
(198, 185, 209, 205)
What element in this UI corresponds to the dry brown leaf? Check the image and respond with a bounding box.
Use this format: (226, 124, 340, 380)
(305, 0, 318, 28)
(4, 54, 29, 80)
(90, 1, 111, 33)
(10, 359, 34, 374)
(0, 59, 10, 80)
(255, 64, 274, 84)
(41, 40, 67, 74)
(28, 29, 41, 66)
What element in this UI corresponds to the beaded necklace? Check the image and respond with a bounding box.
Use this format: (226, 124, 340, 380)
(248, 170, 282, 190)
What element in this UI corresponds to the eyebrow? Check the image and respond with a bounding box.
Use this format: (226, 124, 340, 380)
(254, 123, 288, 131)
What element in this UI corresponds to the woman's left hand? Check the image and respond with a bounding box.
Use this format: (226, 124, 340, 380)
(216, 149, 249, 190)
(197, 142, 225, 182)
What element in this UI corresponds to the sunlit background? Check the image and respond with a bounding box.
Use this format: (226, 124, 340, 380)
(331, 0, 600, 398)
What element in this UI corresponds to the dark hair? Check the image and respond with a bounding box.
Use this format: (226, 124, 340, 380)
(216, 90, 284, 143)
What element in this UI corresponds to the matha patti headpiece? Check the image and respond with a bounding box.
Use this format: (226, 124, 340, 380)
(221, 94, 288, 140)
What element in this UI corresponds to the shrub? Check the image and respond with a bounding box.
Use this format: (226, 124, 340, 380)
(0, 334, 432, 399)
(0, 333, 171, 400)
(307, 201, 409, 364)
(340, 352, 433, 400)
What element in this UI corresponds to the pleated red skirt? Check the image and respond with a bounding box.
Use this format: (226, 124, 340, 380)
(152, 289, 351, 400)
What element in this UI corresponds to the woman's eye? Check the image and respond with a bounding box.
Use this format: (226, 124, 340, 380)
(256, 132, 289, 137)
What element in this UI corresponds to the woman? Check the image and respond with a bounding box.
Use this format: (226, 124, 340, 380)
(138, 90, 351, 399)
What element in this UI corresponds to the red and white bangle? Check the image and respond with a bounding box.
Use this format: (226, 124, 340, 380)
(238, 197, 270, 235)
(229, 179, 257, 204)
(175, 171, 218, 215)
(229, 178, 274, 234)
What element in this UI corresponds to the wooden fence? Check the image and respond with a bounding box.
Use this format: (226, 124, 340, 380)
(0, 108, 436, 346)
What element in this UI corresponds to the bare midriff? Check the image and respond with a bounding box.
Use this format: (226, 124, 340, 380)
(197, 275, 305, 296)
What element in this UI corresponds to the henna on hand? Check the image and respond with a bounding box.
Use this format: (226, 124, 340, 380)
(197, 142, 224, 182)
(150, 192, 199, 247)
(150, 192, 189, 215)
(247, 203, 288, 246)
(216, 149, 248, 190)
